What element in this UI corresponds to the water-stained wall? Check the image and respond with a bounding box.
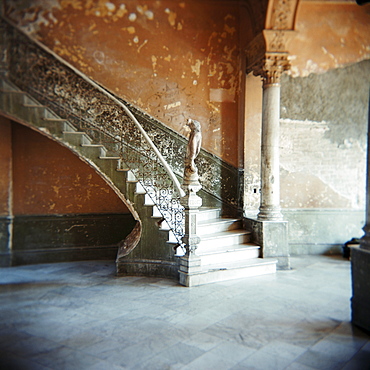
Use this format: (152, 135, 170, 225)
(4, 0, 248, 167)
(280, 60, 370, 210)
(243, 1, 370, 253)
(11, 123, 129, 215)
(0, 119, 135, 266)
(289, 1, 370, 77)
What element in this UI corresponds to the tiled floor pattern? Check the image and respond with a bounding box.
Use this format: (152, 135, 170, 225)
(0, 255, 369, 370)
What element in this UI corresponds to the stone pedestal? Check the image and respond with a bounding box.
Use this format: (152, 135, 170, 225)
(178, 185, 203, 287)
(350, 246, 370, 333)
(179, 252, 202, 287)
(245, 217, 290, 270)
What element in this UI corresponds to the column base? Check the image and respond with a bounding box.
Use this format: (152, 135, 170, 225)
(245, 217, 290, 270)
(350, 246, 370, 333)
(257, 206, 284, 221)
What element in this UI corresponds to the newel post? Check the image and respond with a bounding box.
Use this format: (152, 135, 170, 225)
(179, 119, 203, 287)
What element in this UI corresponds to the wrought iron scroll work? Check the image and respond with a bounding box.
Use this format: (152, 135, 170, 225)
(5, 22, 186, 245)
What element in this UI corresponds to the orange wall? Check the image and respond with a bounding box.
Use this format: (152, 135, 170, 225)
(0, 117, 12, 216)
(4, 0, 249, 167)
(8, 121, 129, 215)
(289, 1, 370, 76)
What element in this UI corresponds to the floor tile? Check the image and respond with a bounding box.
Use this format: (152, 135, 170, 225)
(235, 350, 293, 370)
(295, 349, 347, 370)
(0, 256, 369, 369)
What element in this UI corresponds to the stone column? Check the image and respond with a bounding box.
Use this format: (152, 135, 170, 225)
(244, 53, 291, 270)
(257, 53, 289, 221)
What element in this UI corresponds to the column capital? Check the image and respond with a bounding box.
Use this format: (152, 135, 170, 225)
(246, 29, 296, 85)
(258, 52, 291, 86)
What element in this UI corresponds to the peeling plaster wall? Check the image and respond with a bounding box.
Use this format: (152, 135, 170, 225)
(279, 60, 370, 254)
(4, 0, 248, 167)
(0, 120, 134, 265)
(11, 122, 129, 215)
(242, 2, 370, 253)
(289, 1, 370, 77)
(280, 60, 369, 210)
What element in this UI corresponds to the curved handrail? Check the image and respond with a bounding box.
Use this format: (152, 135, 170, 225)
(2, 16, 185, 199)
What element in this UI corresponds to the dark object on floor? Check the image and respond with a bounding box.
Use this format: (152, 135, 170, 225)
(343, 238, 360, 259)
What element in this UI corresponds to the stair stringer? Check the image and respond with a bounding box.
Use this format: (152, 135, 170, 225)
(0, 79, 180, 277)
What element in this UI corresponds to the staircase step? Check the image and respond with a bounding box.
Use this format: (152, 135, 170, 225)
(63, 131, 92, 146)
(42, 117, 68, 122)
(0, 88, 23, 93)
(79, 144, 107, 158)
(0, 79, 20, 91)
(23, 94, 44, 106)
(135, 182, 146, 194)
(197, 230, 251, 251)
(199, 244, 260, 265)
(39, 120, 70, 137)
(179, 258, 277, 287)
(198, 218, 241, 235)
(197, 208, 221, 222)
(23, 104, 46, 108)
(100, 156, 121, 160)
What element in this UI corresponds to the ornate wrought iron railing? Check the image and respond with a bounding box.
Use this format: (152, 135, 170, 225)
(2, 19, 186, 244)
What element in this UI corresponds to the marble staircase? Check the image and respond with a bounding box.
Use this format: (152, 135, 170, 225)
(0, 77, 175, 271)
(0, 77, 277, 285)
(177, 208, 277, 286)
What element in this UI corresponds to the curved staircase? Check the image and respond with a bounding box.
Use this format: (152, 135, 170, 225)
(0, 76, 277, 285)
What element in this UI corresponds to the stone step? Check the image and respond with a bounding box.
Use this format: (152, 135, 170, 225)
(23, 94, 45, 107)
(40, 120, 72, 137)
(0, 79, 19, 91)
(95, 158, 127, 188)
(63, 131, 92, 146)
(198, 218, 241, 235)
(199, 244, 260, 265)
(197, 208, 221, 222)
(79, 144, 107, 158)
(179, 258, 277, 287)
(197, 230, 252, 251)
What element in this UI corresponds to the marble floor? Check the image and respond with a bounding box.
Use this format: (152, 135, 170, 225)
(0, 255, 369, 370)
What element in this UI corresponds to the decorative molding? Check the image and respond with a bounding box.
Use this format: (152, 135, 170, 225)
(252, 52, 291, 85)
(265, 0, 300, 30)
(263, 29, 296, 52)
(246, 0, 298, 79)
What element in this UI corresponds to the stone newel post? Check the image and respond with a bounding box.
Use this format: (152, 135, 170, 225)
(179, 119, 203, 287)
